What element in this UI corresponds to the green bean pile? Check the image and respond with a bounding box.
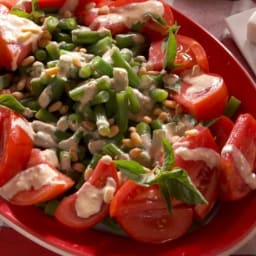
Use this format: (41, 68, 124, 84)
(0, 10, 196, 200)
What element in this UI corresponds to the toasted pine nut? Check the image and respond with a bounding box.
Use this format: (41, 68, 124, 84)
(59, 105, 69, 115)
(21, 56, 35, 66)
(12, 91, 24, 100)
(175, 104, 183, 115)
(128, 126, 136, 133)
(153, 107, 162, 116)
(142, 116, 152, 124)
(158, 111, 169, 122)
(82, 121, 96, 131)
(44, 66, 60, 76)
(72, 57, 82, 68)
(84, 167, 94, 180)
(129, 147, 142, 159)
(122, 138, 134, 148)
(48, 101, 63, 112)
(130, 132, 142, 146)
(69, 147, 78, 162)
(98, 5, 109, 15)
(16, 77, 27, 91)
(72, 162, 85, 173)
(79, 48, 87, 53)
(163, 100, 177, 109)
(185, 129, 199, 136)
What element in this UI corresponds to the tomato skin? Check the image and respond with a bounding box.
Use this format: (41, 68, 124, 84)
(147, 34, 209, 72)
(220, 114, 256, 201)
(54, 157, 119, 229)
(0, 107, 33, 186)
(170, 71, 229, 121)
(110, 180, 193, 244)
(173, 125, 220, 220)
(0, 0, 18, 9)
(210, 115, 234, 150)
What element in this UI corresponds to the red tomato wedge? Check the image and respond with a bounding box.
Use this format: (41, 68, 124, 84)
(54, 156, 119, 229)
(0, 0, 18, 9)
(170, 70, 229, 121)
(110, 180, 193, 244)
(0, 106, 33, 186)
(147, 34, 209, 72)
(0, 4, 42, 70)
(0, 149, 74, 205)
(81, 0, 174, 36)
(210, 115, 234, 150)
(173, 125, 220, 220)
(220, 113, 256, 201)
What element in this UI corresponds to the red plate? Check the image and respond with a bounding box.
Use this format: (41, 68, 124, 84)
(1, 6, 256, 256)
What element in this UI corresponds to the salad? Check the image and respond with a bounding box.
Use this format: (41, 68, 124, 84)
(0, 0, 255, 245)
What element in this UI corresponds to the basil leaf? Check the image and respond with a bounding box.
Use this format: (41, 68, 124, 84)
(161, 138, 174, 172)
(114, 160, 146, 175)
(163, 27, 177, 70)
(144, 13, 166, 26)
(0, 94, 26, 114)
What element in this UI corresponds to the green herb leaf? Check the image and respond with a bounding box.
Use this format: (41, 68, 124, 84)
(161, 138, 174, 172)
(144, 13, 166, 26)
(114, 160, 146, 175)
(0, 94, 26, 114)
(10, 7, 30, 18)
(32, 0, 39, 12)
(163, 26, 177, 70)
(149, 168, 207, 211)
(224, 96, 241, 118)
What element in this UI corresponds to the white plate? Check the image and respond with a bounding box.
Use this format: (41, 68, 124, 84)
(225, 8, 256, 76)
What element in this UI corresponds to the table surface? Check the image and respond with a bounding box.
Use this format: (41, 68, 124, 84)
(1, 0, 256, 255)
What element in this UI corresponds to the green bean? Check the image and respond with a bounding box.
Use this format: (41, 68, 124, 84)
(0, 94, 27, 114)
(58, 18, 78, 31)
(35, 49, 48, 62)
(115, 91, 129, 133)
(95, 105, 110, 136)
(0, 74, 12, 89)
(150, 119, 163, 130)
(50, 75, 67, 101)
(90, 90, 110, 105)
(72, 28, 111, 44)
(45, 41, 60, 60)
(20, 98, 40, 111)
(120, 48, 133, 62)
(111, 48, 140, 88)
(79, 65, 92, 79)
(126, 86, 140, 113)
(45, 16, 59, 33)
(35, 108, 58, 123)
(59, 42, 76, 51)
(54, 129, 72, 141)
(47, 60, 59, 68)
(31, 77, 47, 96)
(87, 36, 113, 56)
(224, 96, 241, 118)
(54, 32, 72, 43)
(103, 143, 126, 158)
(115, 33, 142, 48)
(149, 88, 168, 102)
(91, 56, 113, 77)
(136, 122, 151, 135)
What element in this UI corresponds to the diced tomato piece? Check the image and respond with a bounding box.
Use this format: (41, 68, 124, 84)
(170, 70, 229, 121)
(210, 115, 234, 150)
(0, 106, 33, 186)
(54, 156, 119, 229)
(0, 0, 18, 9)
(110, 180, 193, 243)
(37, 0, 66, 9)
(220, 113, 256, 201)
(173, 125, 220, 220)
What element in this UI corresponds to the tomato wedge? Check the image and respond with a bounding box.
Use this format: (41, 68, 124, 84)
(0, 149, 74, 205)
(173, 125, 220, 220)
(54, 156, 119, 229)
(210, 115, 234, 150)
(0, 4, 42, 70)
(0, 106, 33, 186)
(110, 180, 193, 244)
(147, 34, 209, 72)
(220, 113, 256, 201)
(170, 70, 229, 121)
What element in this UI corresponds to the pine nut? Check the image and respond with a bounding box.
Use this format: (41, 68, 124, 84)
(12, 91, 24, 100)
(48, 101, 63, 112)
(84, 167, 94, 180)
(158, 111, 169, 122)
(82, 121, 96, 131)
(142, 116, 152, 124)
(21, 56, 35, 66)
(128, 126, 136, 133)
(130, 131, 142, 146)
(59, 105, 69, 115)
(72, 162, 85, 173)
(108, 125, 120, 138)
(153, 107, 162, 116)
(18, 31, 32, 42)
(44, 66, 60, 76)
(16, 77, 27, 91)
(69, 147, 78, 162)
(129, 147, 142, 159)
(185, 129, 199, 136)
(98, 5, 109, 15)
(163, 100, 177, 109)
(122, 138, 134, 148)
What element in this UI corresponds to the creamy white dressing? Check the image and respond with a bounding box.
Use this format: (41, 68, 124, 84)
(80, 81, 97, 105)
(60, 0, 79, 13)
(183, 73, 222, 97)
(222, 144, 256, 189)
(41, 149, 59, 168)
(13, 117, 34, 140)
(34, 131, 57, 148)
(0, 164, 61, 200)
(92, 0, 164, 29)
(174, 146, 220, 169)
(75, 177, 116, 218)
